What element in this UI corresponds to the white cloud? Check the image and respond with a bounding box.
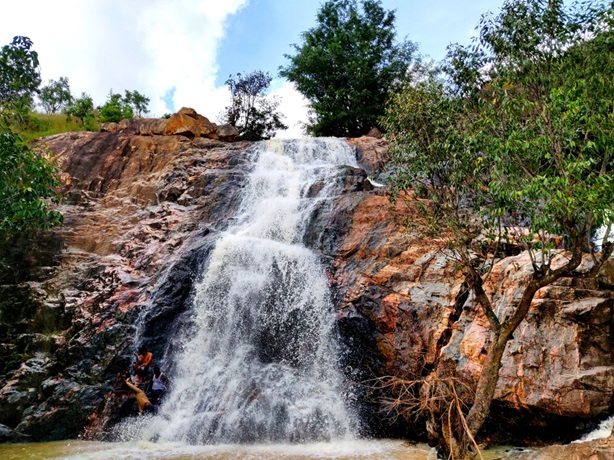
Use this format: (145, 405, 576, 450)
(270, 80, 310, 139)
(0, 0, 247, 119)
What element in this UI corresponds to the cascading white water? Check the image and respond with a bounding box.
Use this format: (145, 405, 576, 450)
(142, 138, 358, 444)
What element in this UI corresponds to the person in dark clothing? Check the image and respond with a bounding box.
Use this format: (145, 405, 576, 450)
(112, 362, 131, 395)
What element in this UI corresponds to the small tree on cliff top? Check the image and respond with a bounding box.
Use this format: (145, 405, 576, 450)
(221, 71, 287, 141)
(39, 77, 73, 114)
(381, 0, 613, 458)
(280, 0, 415, 137)
(0, 36, 40, 117)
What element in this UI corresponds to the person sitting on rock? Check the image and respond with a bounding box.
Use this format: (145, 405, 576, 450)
(132, 345, 154, 386)
(124, 379, 156, 415)
(146, 366, 170, 405)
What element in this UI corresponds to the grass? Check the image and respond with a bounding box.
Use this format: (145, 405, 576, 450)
(13, 112, 99, 144)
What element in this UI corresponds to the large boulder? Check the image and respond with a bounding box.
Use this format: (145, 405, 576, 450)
(98, 108, 234, 141)
(117, 118, 167, 136)
(216, 123, 239, 142)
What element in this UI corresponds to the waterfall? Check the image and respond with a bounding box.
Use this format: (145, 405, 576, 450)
(142, 138, 358, 444)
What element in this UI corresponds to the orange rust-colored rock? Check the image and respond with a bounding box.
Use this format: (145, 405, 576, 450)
(164, 112, 203, 137)
(349, 136, 390, 178)
(327, 166, 614, 442)
(1, 132, 613, 445)
(100, 108, 233, 141)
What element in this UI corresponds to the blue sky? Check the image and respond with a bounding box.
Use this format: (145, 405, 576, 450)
(216, 0, 506, 85)
(1, 0, 507, 136)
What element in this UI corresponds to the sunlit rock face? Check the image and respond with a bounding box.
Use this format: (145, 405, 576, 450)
(0, 132, 612, 446)
(316, 138, 614, 443)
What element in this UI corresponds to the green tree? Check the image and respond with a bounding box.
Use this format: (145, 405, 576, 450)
(0, 36, 62, 240)
(0, 36, 41, 110)
(124, 90, 150, 117)
(0, 36, 41, 126)
(98, 90, 133, 123)
(66, 92, 95, 127)
(222, 71, 287, 141)
(280, 0, 415, 137)
(381, 1, 613, 458)
(39, 77, 73, 114)
(0, 132, 63, 239)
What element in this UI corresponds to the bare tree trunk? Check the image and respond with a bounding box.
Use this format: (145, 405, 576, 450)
(465, 282, 539, 438)
(459, 243, 585, 459)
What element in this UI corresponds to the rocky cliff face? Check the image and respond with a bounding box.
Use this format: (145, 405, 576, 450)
(0, 116, 250, 440)
(323, 139, 614, 444)
(0, 127, 612, 445)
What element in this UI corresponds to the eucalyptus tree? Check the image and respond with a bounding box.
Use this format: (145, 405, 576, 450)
(124, 90, 150, 117)
(382, 1, 614, 457)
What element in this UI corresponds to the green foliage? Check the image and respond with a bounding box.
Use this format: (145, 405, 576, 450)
(280, 0, 415, 137)
(39, 77, 73, 114)
(222, 71, 287, 141)
(382, 2, 614, 457)
(0, 131, 63, 239)
(0, 36, 41, 120)
(0, 36, 62, 239)
(98, 91, 133, 123)
(384, 0, 614, 252)
(66, 92, 95, 127)
(123, 90, 150, 117)
(98, 89, 150, 123)
(383, 76, 482, 217)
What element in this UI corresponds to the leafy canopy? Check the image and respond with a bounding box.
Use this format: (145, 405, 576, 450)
(0, 36, 40, 116)
(124, 90, 150, 118)
(382, 1, 614, 457)
(280, 0, 415, 137)
(39, 77, 73, 114)
(222, 71, 287, 141)
(384, 0, 614, 254)
(66, 92, 95, 127)
(0, 36, 62, 240)
(98, 89, 150, 123)
(0, 132, 62, 238)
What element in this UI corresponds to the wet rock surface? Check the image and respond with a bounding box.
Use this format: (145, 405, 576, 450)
(0, 134, 612, 446)
(0, 129, 251, 441)
(508, 435, 614, 459)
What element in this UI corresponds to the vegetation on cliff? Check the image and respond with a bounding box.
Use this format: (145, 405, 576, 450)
(0, 36, 62, 239)
(382, 0, 614, 457)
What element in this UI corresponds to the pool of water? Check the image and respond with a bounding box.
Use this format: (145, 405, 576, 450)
(0, 439, 521, 460)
